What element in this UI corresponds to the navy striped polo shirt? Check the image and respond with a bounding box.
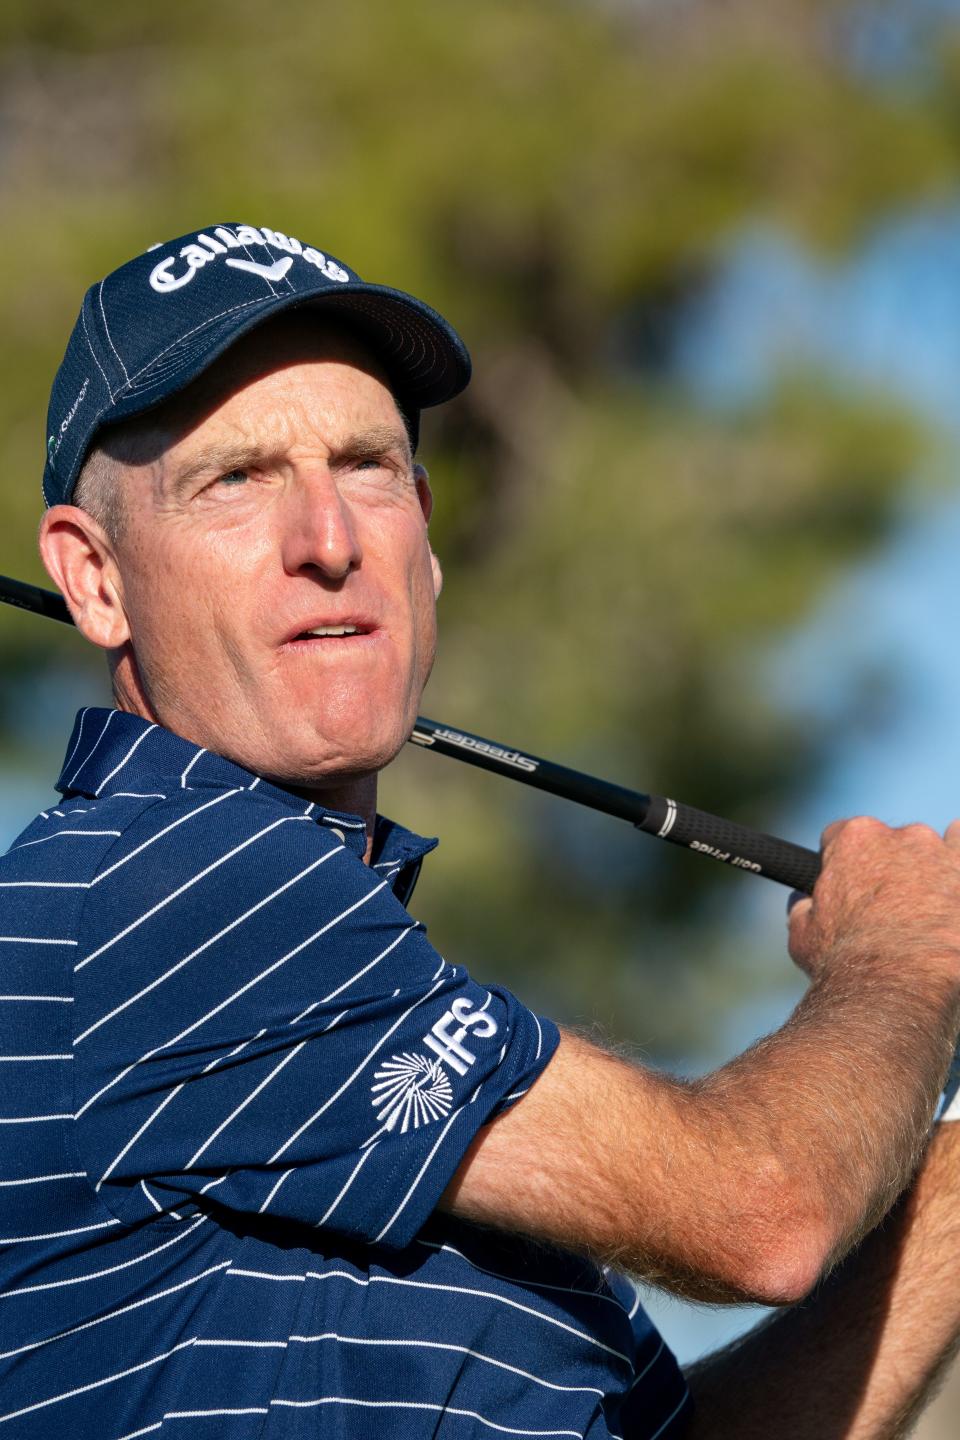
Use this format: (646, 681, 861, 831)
(0, 709, 690, 1439)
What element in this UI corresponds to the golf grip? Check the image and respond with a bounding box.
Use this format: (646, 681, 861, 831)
(0, 576, 822, 894)
(636, 796, 821, 894)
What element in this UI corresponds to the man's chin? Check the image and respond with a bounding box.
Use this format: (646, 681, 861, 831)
(265, 724, 411, 794)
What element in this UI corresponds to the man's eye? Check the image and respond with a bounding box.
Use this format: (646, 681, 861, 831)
(218, 469, 249, 486)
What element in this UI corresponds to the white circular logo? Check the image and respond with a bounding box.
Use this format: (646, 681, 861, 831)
(371, 1053, 454, 1134)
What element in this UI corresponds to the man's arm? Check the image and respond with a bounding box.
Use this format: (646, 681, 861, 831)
(681, 1121, 960, 1440)
(442, 819, 960, 1305)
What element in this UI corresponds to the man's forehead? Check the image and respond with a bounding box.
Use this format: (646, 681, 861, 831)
(99, 313, 410, 471)
(168, 312, 403, 432)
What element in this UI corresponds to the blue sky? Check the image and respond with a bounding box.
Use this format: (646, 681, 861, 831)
(674, 205, 960, 846)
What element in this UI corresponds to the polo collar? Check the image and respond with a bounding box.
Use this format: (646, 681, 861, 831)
(56, 707, 438, 869)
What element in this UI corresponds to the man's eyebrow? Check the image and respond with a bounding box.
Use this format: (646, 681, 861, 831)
(168, 443, 271, 494)
(330, 425, 413, 467)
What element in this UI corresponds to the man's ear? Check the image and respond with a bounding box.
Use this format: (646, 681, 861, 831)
(413, 464, 443, 597)
(414, 463, 434, 524)
(39, 506, 131, 650)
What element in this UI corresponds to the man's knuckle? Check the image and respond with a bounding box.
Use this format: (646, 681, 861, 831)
(845, 815, 882, 835)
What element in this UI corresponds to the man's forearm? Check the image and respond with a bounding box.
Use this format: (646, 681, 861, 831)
(686, 962, 960, 1282)
(444, 957, 959, 1306)
(446, 819, 960, 1305)
(681, 1123, 960, 1440)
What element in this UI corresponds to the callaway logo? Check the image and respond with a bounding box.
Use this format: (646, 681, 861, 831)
(369, 998, 499, 1134)
(147, 225, 350, 294)
(226, 256, 293, 283)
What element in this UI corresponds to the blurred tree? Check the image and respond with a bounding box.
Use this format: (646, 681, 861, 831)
(0, 0, 957, 1045)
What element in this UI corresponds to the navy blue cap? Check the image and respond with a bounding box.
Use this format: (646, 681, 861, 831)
(43, 222, 472, 507)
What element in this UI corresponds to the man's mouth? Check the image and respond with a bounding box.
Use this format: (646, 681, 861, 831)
(284, 619, 379, 645)
(299, 625, 363, 638)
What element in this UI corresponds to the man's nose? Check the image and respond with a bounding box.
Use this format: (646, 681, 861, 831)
(280, 469, 362, 581)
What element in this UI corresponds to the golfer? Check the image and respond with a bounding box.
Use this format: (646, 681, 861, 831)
(3, 223, 960, 1439)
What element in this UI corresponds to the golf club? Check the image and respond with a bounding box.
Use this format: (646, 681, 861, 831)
(0, 573, 822, 894)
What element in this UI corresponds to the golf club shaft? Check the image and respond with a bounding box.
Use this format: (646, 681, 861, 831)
(410, 718, 820, 893)
(0, 574, 822, 894)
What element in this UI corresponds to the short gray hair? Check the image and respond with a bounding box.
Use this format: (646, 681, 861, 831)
(72, 446, 127, 539)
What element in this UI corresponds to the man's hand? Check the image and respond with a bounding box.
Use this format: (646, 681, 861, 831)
(790, 817, 960, 986)
(442, 815, 960, 1308)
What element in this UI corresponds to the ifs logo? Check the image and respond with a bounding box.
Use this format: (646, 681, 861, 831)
(370, 998, 499, 1134)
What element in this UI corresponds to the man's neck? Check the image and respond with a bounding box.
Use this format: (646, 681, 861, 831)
(111, 671, 380, 863)
(297, 772, 378, 863)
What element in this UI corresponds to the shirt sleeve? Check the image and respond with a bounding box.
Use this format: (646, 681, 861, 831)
(72, 791, 559, 1249)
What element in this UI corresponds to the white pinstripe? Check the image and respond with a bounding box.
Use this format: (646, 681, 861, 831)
(416, 1239, 629, 1313)
(0, 881, 91, 889)
(163, 1409, 268, 1421)
(0, 1171, 85, 1186)
(94, 724, 158, 795)
(289, 922, 416, 1024)
(0, 1217, 120, 1244)
(257, 1168, 294, 1215)
(60, 706, 89, 776)
(11, 830, 122, 851)
(0, 1053, 71, 1061)
(193, 1339, 285, 1349)
(68, 708, 116, 786)
(184, 1041, 308, 1168)
(0, 1113, 72, 1123)
(286, 1331, 605, 1396)
(268, 1397, 582, 1437)
(0, 937, 76, 945)
(0, 1338, 198, 1425)
(375, 1106, 462, 1242)
(180, 749, 207, 787)
(315, 1144, 378, 1226)
(0, 994, 71, 1002)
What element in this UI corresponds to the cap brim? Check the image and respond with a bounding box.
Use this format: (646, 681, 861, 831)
(106, 280, 471, 430)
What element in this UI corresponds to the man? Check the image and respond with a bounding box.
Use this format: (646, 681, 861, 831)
(2, 223, 960, 1439)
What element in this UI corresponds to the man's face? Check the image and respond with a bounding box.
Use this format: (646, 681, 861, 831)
(92, 316, 441, 788)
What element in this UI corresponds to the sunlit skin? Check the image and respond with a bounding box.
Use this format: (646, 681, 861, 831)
(39, 315, 443, 855)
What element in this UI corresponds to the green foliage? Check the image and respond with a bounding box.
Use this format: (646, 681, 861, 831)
(1, 0, 957, 1047)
